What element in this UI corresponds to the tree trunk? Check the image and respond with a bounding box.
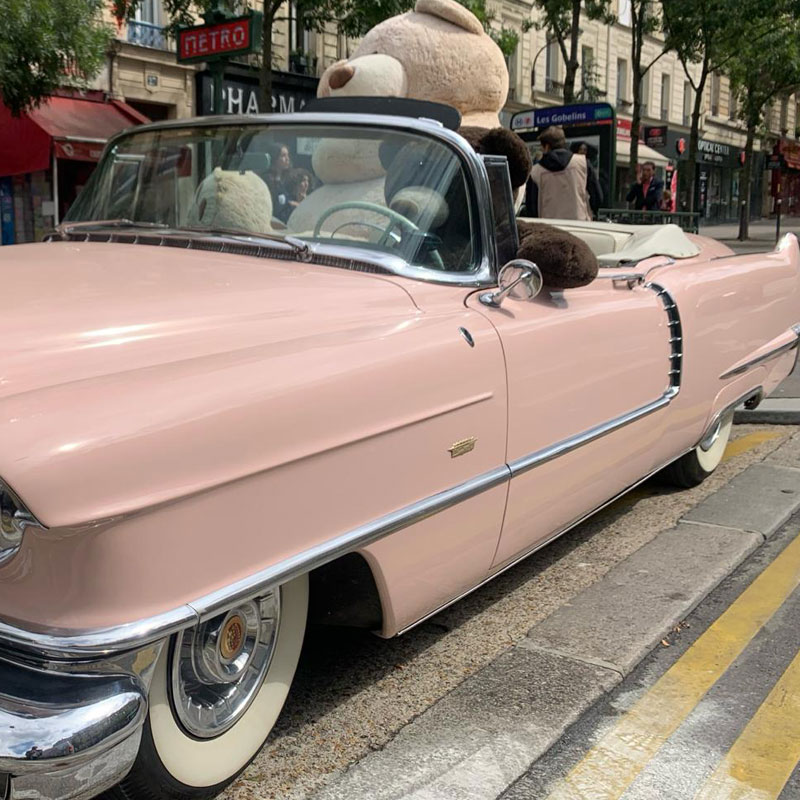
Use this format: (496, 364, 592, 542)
(685, 64, 708, 215)
(562, 0, 582, 104)
(738, 121, 756, 240)
(259, 2, 275, 111)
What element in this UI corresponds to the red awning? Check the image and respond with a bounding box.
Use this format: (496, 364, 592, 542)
(0, 94, 149, 178)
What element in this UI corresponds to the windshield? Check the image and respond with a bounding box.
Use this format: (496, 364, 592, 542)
(66, 123, 478, 273)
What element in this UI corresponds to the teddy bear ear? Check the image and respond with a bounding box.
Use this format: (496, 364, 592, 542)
(415, 0, 484, 35)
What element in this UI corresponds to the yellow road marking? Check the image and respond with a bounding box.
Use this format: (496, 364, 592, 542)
(694, 648, 800, 800)
(546, 531, 800, 800)
(722, 431, 783, 463)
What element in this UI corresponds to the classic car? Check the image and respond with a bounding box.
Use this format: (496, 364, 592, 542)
(1, 109, 798, 800)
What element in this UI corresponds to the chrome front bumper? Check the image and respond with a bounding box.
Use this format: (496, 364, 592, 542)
(0, 647, 159, 800)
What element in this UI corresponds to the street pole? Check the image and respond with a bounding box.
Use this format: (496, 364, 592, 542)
(211, 59, 226, 115)
(776, 177, 782, 244)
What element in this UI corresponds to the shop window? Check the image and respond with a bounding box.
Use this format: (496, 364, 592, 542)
(660, 73, 670, 121)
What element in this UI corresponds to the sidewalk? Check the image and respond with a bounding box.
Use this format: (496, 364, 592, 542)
(699, 218, 800, 250)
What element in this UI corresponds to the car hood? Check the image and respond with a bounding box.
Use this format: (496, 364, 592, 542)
(0, 241, 419, 526)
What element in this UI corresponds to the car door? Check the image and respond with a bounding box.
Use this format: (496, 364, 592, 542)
(468, 276, 676, 569)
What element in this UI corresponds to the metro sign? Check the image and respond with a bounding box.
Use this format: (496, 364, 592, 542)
(177, 14, 260, 63)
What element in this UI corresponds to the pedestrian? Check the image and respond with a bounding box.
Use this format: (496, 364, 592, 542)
(265, 142, 292, 218)
(276, 168, 312, 223)
(625, 161, 664, 211)
(660, 188, 673, 212)
(525, 126, 602, 221)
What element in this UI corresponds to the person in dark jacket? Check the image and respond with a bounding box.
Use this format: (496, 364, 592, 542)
(524, 127, 603, 220)
(625, 161, 664, 211)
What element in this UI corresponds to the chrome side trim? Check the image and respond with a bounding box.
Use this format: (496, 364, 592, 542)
(0, 283, 685, 656)
(719, 324, 800, 379)
(397, 444, 695, 636)
(189, 465, 512, 621)
(0, 606, 195, 660)
(508, 391, 674, 478)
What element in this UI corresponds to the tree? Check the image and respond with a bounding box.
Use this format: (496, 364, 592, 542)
(727, 16, 800, 239)
(627, 0, 669, 183)
(661, 0, 764, 212)
(0, 0, 111, 116)
(530, 0, 614, 104)
(459, 0, 532, 59)
(114, 0, 415, 110)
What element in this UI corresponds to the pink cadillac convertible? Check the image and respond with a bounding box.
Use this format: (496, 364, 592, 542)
(1, 111, 798, 800)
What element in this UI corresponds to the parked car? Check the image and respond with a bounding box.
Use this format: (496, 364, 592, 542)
(1, 111, 798, 800)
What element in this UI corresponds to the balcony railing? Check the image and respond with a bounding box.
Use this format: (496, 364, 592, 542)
(544, 77, 563, 97)
(127, 20, 170, 50)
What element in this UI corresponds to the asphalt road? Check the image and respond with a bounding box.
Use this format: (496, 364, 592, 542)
(221, 425, 800, 800)
(501, 512, 800, 800)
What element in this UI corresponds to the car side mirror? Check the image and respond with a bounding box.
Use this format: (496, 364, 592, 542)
(479, 259, 543, 307)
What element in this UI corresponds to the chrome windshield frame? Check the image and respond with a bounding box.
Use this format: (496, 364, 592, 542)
(90, 113, 499, 287)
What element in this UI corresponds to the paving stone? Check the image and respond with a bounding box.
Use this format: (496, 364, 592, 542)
(524, 522, 760, 675)
(683, 463, 800, 536)
(310, 647, 618, 800)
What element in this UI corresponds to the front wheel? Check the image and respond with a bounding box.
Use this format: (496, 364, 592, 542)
(661, 413, 733, 488)
(111, 575, 308, 800)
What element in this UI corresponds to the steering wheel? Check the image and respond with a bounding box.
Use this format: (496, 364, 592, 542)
(312, 201, 445, 270)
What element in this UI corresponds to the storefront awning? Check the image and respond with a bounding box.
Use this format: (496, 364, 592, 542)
(0, 94, 148, 178)
(615, 137, 670, 168)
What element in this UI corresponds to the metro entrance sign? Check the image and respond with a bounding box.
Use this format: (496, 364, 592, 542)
(178, 15, 257, 63)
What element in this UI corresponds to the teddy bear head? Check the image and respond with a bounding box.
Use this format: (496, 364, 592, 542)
(186, 167, 273, 234)
(318, 0, 509, 129)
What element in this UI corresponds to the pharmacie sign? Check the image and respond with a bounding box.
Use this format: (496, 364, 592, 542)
(177, 14, 260, 63)
(196, 69, 318, 115)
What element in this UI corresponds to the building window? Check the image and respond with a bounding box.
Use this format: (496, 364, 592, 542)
(781, 95, 789, 133)
(729, 92, 738, 122)
(617, 58, 629, 109)
(683, 80, 692, 126)
(289, 2, 315, 74)
(618, 0, 632, 26)
(710, 73, 720, 117)
(545, 41, 561, 96)
(580, 45, 601, 100)
(129, 0, 167, 48)
(640, 71, 650, 116)
(660, 73, 670, 121)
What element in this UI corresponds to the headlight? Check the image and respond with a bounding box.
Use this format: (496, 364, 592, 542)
(0, 481, 41, 565)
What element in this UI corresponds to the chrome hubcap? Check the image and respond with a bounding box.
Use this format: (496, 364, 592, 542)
(171, 590, 281, 738)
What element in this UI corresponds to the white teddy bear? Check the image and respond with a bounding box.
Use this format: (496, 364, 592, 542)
(186, 167, 273, 234)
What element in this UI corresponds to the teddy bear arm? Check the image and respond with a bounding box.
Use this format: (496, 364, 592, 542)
(515, 221, 599, 289)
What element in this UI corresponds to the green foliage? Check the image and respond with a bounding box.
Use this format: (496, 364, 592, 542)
(457, 0, 532, 58)
(727, 15, 800, 128)
(0, 0, 111, 115)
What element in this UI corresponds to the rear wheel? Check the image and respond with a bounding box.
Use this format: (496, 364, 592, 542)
(661, 413, 733, 488)
(111, 575, 308, 800)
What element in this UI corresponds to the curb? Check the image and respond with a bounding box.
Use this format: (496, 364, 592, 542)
(310, 437, 800, 800)
(734, 398, 800, 425)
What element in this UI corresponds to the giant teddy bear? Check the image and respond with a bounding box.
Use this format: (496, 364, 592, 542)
(291, 0, 597, 288)
(286, 0, 511, 237)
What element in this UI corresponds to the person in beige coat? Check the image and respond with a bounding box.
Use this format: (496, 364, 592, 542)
(526, 126, 602, 220)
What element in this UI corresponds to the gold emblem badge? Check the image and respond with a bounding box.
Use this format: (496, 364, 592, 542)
(220, 614, 245, 660)
(448, 436, 477, 458)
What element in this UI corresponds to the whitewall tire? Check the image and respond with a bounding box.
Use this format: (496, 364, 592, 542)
(111, 575, 308, 800)
(662, 414, 733, 488)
